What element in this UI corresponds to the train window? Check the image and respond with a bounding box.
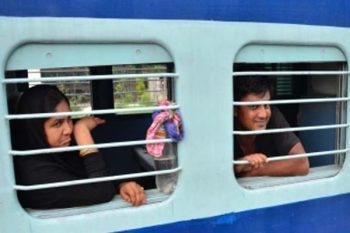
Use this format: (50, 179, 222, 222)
(233, 44, 347, 189)
(4, 43, 181, 215)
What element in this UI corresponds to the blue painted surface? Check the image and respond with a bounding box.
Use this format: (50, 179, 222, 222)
(121, 192, 350, 233)
(1, 0, 350, 28)
(299, 103, 337, 167)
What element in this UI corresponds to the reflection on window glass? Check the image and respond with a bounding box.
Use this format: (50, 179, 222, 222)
(7, 63, 174, 115)
(112, 64, 170, 109)
(39, 67, 91, 112)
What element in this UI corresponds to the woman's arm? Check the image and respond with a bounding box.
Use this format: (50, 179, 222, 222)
(74, 117, 146, 207)
(16, 152, 116, 209)
(17, 117, 115, 209)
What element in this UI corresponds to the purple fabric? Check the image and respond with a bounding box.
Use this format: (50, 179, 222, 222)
(164, 114, 184, 141)
(152, 110, 184, 141)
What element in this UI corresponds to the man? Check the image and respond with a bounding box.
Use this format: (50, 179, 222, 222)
(234, 76, 309, 177)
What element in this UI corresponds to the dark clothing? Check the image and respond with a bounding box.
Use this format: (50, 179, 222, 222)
(234, 107, 300, 159)
(14, 151, 116, 209)
(12, 85, 116, 209)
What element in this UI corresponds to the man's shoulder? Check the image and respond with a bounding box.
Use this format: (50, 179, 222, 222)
(267, 106, 287, 129)
(271, 106, 283, 117)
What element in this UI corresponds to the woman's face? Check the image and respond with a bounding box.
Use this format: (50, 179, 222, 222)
(44, 100, 73, 147)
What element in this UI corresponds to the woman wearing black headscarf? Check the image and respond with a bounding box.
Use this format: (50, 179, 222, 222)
(13, 85, 146, 209)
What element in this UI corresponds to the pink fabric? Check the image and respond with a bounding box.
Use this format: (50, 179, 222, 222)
(146, 101, 183, 157)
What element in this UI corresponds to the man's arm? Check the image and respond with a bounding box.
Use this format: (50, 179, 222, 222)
(238, 142, 309, 177)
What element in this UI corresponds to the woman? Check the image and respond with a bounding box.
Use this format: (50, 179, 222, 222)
(13, 85, 146, 209)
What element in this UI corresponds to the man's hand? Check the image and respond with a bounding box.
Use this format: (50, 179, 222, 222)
(235, 153, 267, 174)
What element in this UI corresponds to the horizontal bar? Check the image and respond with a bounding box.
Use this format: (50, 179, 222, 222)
(14, 167, 182, 191)
(233, 97, 349, 106)
(233, 70, 349, 76)
(233, 123, 348, 135)
(6, 105, 179, 120)
(233, 148, 348, 165)
(11, 138, 174, 156)
(2, 72, 179, 84)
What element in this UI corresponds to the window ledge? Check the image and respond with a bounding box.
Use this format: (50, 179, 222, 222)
(28, 189, 169, 219)
(238, 164, 341, 189)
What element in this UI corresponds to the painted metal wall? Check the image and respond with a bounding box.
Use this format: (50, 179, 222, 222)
(1, 2, 350, 232)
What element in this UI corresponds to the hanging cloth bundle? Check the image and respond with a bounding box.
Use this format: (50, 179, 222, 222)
(146, 101, 184, 157)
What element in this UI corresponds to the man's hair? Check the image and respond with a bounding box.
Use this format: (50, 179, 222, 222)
(234, 76, 274, 101)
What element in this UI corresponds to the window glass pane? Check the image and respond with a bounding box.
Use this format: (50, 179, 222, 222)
(40, 67, 91, 113)
(112, 64, 172, 109)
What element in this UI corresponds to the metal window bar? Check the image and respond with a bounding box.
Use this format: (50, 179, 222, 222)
(11, 138, 174, 156)
(233, 97, 349, 106)
(61, 90, 168, 99)
(233, 149, 348, 165)
(5, 105, 179, 120)
(2, 72, 179, 84)
(14, 167, 182, 191)
(233, 97, 348, 147)
(113, 90, 167, 95)
(232, 94, 348, 159)
(233, 123, 349, 135)
(65, 93, 90, 97)
(233, 70, 349, 76)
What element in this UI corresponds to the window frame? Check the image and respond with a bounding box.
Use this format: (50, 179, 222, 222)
(233, 44, 348, 189)
(4, 43, 182, 216)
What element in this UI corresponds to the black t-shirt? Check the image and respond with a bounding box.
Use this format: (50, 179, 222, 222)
(234, 107, 300, 159)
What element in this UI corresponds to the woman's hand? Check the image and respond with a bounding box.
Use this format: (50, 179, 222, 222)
(75, 117, 106, 131)
(235, 153, 267, 174)
(74, 117, 105, 146)
(119, 181, 146, 207)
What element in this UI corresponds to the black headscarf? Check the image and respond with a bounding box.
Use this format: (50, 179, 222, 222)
(13, 85, 69, 150)
(12, 85, 116, 209)
(13, 85, 84, 184)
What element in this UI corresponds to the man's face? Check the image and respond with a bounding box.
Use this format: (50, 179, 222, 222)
(235, 91, 271, 131)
